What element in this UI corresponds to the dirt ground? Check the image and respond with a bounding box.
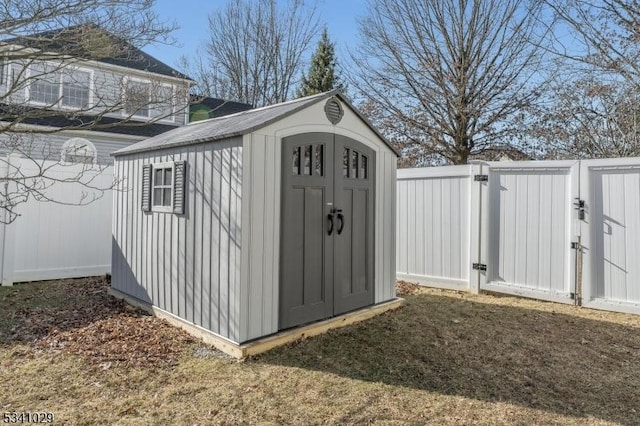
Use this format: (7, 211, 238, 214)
(2, 277, 639, 425)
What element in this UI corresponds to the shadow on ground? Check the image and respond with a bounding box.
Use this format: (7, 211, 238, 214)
(255, 290, 640, 425)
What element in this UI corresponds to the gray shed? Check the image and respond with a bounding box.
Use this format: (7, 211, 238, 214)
(110, 90, 401, 357)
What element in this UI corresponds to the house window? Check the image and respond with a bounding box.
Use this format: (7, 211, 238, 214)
(142, 161, 186, 214)
(152, 163, 174, 210)
(61, 137, 97, 164)
(31, 71, 59, 105)
(124, 78, 176, 121)
(124, 79, 151, 118)
(152, 84, 174, 120)
(61, 70, 90, 108)
(29, 65, 91, 108)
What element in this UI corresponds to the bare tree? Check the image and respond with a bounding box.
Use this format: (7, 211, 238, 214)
(528, 75, 640, 159)
(352, 0, 551, 165)
(545, 0, 640, 85)
(183, 0, 320, 107)
(531, 0, 640, 158)
(0, 0, 181, 223)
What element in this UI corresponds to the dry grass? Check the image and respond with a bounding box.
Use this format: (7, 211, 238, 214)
(2, 278, 640, 425)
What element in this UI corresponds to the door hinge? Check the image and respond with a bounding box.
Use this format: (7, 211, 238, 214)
(474, 174, 488, 182)
(571, 242, 579, 249)
(473, 263, 487, 271)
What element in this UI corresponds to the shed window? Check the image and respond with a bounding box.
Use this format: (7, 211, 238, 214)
(152, 163, 174, 210)
(292, 144, 324, 176)
(343, 148, 368, 180)
(142, 160, 186, 214)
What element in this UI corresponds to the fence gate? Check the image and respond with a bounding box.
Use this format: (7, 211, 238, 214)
(475, 161, 580, 304)
(398, 157, 640, 315)
(580, 158, 640, 315)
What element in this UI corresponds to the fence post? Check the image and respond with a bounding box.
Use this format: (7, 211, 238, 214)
(469, 162, 490, 294)
(469, 163, 481, 293)
(1, 153, 20, 286)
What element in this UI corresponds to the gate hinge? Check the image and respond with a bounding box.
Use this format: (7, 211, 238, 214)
(474, 174, 488, 182)
(473, 263, 487, 271)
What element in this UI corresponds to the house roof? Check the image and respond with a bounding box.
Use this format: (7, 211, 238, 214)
(0, 96, 253, 137)
(0, 104, 181, 137)
(3, 24, 191, 81)
(190, 96, 253, 120)
(113, 90, 400, 157)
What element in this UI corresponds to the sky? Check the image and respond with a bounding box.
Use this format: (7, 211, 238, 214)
(144, 0, 366, 71)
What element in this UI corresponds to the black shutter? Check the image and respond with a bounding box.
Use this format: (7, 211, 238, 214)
(173, 160, 186, 215)
(141, 164, 151, 212)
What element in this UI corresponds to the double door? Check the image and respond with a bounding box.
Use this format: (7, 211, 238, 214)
(280, 133, 375, 329)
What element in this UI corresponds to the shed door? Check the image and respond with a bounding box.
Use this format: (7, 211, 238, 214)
(280, 133, 375, 329)
(333, 135, 375, 314)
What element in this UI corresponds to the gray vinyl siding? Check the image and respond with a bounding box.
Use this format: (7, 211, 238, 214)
(112, 136, 243, 342)
(0, 131, 142, 164)
(239, 133, 280, 343)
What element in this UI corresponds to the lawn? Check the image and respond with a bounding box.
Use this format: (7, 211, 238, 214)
(2, 278, 640, 425)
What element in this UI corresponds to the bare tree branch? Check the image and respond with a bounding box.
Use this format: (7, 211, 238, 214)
(352, 0, 553, 165)
(182, 0, 320, 107)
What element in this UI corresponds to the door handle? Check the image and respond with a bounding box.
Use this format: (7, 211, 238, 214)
(336, 209, 344, 235)
(327, 212, 335, 235)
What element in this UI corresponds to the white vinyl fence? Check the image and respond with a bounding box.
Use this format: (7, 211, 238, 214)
(398, 157, 640, 315)
(0, 155, 113, 285)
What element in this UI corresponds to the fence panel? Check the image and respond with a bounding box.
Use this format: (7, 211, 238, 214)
(581, 158, 640, 314)
(1, 157, 113, 284)
(396, 166, 472, 290)
(481, 161, 580, 303)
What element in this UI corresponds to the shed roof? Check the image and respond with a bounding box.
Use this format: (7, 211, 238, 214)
(112, 90, 399, 157)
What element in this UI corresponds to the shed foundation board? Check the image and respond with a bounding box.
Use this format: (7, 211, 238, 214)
(109, 287, 405, 359)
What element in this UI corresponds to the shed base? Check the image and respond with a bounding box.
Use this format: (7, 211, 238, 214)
(109, 287, 405, 359)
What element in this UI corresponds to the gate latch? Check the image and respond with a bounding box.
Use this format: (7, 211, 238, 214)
(573, 198, 586, 220)
(473, 263, 487, 271)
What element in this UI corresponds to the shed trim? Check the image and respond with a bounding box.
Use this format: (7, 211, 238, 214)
(109, 287, 405, 358)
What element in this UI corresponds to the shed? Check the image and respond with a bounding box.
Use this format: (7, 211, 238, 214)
(110, 90, 402, 357)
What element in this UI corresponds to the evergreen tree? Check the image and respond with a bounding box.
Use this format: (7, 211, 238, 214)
(296, 28, 342, 97)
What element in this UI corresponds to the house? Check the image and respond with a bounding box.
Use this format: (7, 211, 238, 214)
(0, 24, 245, 164)
(110, 90, 403, 358)
(0, 25, 245, 285)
